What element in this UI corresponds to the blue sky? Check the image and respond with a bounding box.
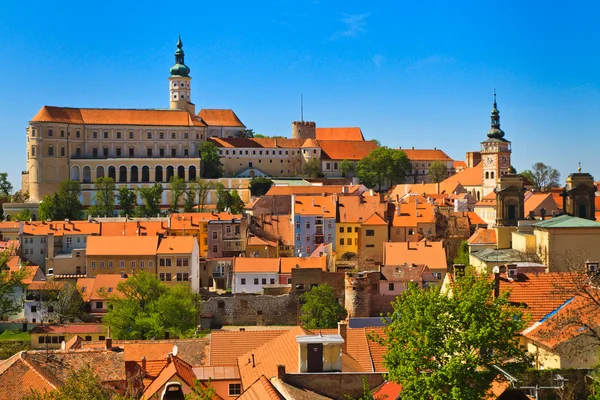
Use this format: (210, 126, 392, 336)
(1, 0, 599, 188)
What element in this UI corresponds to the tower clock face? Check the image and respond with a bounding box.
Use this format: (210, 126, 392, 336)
(500, 155, 510, 167)
(485, 156, 495, 167)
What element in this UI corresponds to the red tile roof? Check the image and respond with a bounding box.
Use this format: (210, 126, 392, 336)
(319, 140, 378, 160)
(383, 241, 447, 270)
(156, 236, 196, 254)
(266, 185, 363, 196)
(280, 256, 327, 274)
(293, 195, 336, 216)
(209, 137, 305, 149)
(100, 220, 168, 236)
(467, 212, 488, 227)
(475, 191, 497, 206)
(234, 257, 280, 273)
(238, 376, 284, 400)
(372, 381, 402, 399)
(76, 274, 125, 302)
(198, 109, 245, 127)
(31, 324, 106, 335)
(401, 148, 453, 162)
(209, 330, 288, 366)
(31, 106, 205, 126)
(468, 228, 497, 245)
(441, 162, 483, 187)
(315, 127, 364, 141)
(86, 236, 158, 256)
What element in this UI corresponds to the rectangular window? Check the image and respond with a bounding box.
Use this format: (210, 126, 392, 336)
(184, 148, 188, 157)
(48, 146, 54, 156)
(96, 301, 103, 309)
(366, 244, 375, 248)
(261, 278, 267, 284)
(31, 305, 37, 313)
(171, 148, 176, 157)
(165, 273, 172, 281)
(116, 148, 122, 157)
(212, 245, 218, 253)
(149, 261, 154, 268)
(147, 148, 153, 157)
(60, 147, 65, 157)
(254, 278, 259, 284)
(184, 132, 188, 139)
(140, 261, 145, 269)
(48, 129, 53, 137)
(306, 234, 310, 242)
(171, 132, 176, 139)
(92, 131, 98, 138)
(212, 232, 218, 239)
(129, 147, 135, 157)
(147, 132, 152, 139)
(120, 261, 125, 269)
(389, 283, 395, 291)
(116, 132, 122, 139)
(129, 132, 134, 139)
(340, 238, 345, 245)
(339, 227, 344, 233)
(270, 278, 275, 284)
(366, 230, 375, 236)
(241, 278, 246, 284)
(103, 131, 109, 139)
(60, 130, 64, 137)
(306, 221, 310, 229)
(306, 246, 311, 255)
(296, 234, 300, 242)
(354, 227, 359, 233)
(85, 336, 92, 341)
(91, 261, 96, 269)
(347, 227, 352, 233)
(108, 261, 113, 269)
(76, 148, 81, 157)
(159, 132, 165, 139)
(100, 261, 105, 268)
(76, 130, 80, 138)
(103, 147, 109, 157)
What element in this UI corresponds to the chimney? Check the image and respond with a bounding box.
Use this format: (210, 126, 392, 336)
(396, 203, 401, 217)
(586, 261, 599, 274)
(540, 208, 547, 220)
(312, 198, 315, 206)
(166, 354, 172, 364)
(453, 264, 466, 278)
(338, 321, 348, 354)
(164, 331, 170, 340)
(369, 189, 374, 197)
(252, 354, 255, 367)
(277, 365, 286, 381)
(105, 337, 112, 349)
(342, 186, 349, 195)
(141, 356, 147, 375)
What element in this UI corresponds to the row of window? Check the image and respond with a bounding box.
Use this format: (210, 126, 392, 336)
(37, 335, 106, 344)
(221, 149, 300, 156)
(23, 237, 47, 244)
(158, 257, 190, 267)
(159, 272, 189, 281)
(295, 221, 334, 229)
(339, 227, 360, 233)
(33, 129, 201, 141)
(240, 277, 276, 285)
(296, 233, 332, 243)
(91, 260, 154, 269)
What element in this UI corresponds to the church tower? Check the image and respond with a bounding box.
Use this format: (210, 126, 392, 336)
(169, 36, 195, 114)
(481, 94, 511, 196)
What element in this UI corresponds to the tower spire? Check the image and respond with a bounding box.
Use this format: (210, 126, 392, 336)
(170, 36, 190, 77)
(487, 90, 505, 139)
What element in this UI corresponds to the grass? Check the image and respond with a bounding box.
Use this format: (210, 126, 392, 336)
(0, 330, 31, 341)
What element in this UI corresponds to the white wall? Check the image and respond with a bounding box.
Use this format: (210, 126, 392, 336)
(232, 272, 279, 294)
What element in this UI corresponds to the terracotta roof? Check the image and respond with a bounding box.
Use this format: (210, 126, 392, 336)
(467, 211, 487, 226)
(337, 194, 388, 224)
(192, 365, 240, 380)
(497, 272, 577, 326)
(315, 127, 364, 141)
(209, 137, 305, 149)
(441, 162, 483, 187)
(0, 353, 55, 400)
(170, 213, 240, 230)
(372, 381, 402, 399)
(270, 377, 333, 400)
(266, 185, 362, 196)
(100, 221, 167, 236)
(247, 234, 275, 247)
(363, 213, 388, 226)
(402, 148, 453, 162)
(234, 257, 280, 273)
(86, 236, 158, 256)
(31, 106, 205, 126)
(238, 376, 284, 400)
(280, 256, 326, 274)
(209, 330, 288, 366)
(389, 181, 466, 199)
(301, 138, 319, 148)
(319, 140, 378, 160)
(9, 264, 43, 285)
(453, 161, 467, 170)
(21, 220, 101, 237)
(76, 274, 125, 302)
(383, 241, 447, 270)
(468, 228, 497, 245)
(365, 327, 387, 372)
(198, 109, 245, 127)
(31, 324, 106, 335)
(253, 214, 294, 246)
(293, 195, 336, 216)
(157, 236, 195, 254)
(380, 264, 437, 284)
(475, 191, 497, 207)
(391, 196, 436, 227)
(346, 328, 374, 372)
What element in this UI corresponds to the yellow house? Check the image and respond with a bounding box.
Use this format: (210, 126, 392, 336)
(359, 213, 389, 263)
(30, 324, 106, 349)
(86, 236, 159, 277)
(156, 236, 200, 291)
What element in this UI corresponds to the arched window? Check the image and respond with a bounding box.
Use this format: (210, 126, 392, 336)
(82, 166, 91, 183)
(491, 171, 495, 179)
(188, 166, 197, 181)
(108, 166, 116, 181)
(71, 166, 80, 181)
(96, 166, 105, 179)
(166, 166, 174, 182)
(31, 146, 36, 157)
(177, 166, 185, 179)
(155, 166, 163, 182)
(142, 166, 150, 183)
(130, 166, 139, 183)
(119, 166, 127, 183)
(485, 172, 489, 179)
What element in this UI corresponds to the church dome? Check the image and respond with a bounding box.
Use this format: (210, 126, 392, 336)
(486, 95, 505, 139)
(170, 36, 190, 77)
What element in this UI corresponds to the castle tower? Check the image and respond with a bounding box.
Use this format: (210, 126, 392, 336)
(168, 36, 195, 114)
(563, 170, 596, 219)
(292, 121, 316, 140)
(344, 271, 373, 318)
(481, 93, 511, 197)
(495, 174, 525, 226)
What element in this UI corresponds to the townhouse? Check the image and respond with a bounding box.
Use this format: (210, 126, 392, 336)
(292, 195, 336, 256)
(156, 236, 199, 290)
(383, 240, 447, 281)
(76, 274, 126, 321)
(86, 236, 159, 277)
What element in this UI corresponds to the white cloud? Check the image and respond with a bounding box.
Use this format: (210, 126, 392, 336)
(332, 13, 371, 39)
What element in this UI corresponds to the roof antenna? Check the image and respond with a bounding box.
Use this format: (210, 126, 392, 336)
(300, 94, 304, 122)
(578, 162, 582, 173)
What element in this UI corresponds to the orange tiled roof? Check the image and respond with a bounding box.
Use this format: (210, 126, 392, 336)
(253, 214, 294, 246)
(383, 241, 447, 270)
(169, 213, 240, 230)
(315, 127, 364, 141)
(402, 148, 453, 162)
(454, 161, 467, 170)
(363, 213, 388, 226)
(0, 353, 56, 400)
(391, 196, 436, 227)
(209, 330, 288, 366)
(372, 381, 402, 399)
(467, 212, 487, 226)
(280, 256, 326, 274)
(238, 376, 284, 400)
(86, 236, 158, 256)
(100, 221, 168, 236)
(76, 274, 125, 302)
(157, 236, 195, 254)
(266, 185, 362, 196)
(234, 257, 280, 273)
(301, 138, 319, 148)
(365, 327, 387, 372)
(247, 234, 276, 247)
(441, 162, 483, 187)
(524, 192, 559, 217)
(337, 194, 387, 224)
(293, 195, 336, 216)
(319, 140, 378, 160)
(209, 137, 305, 149)
(389, 181, 466, 200)
(475, 191, 496, 207)
(346, 328, 374, 372)
(468, 228, 497, 245)
(31, 106, 205, 126)
(21, 220, 100, 237)
(198, 109, 245, 127)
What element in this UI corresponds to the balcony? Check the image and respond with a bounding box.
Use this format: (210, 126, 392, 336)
(315, 226, 324, 235)
(314, 235, 324, 245)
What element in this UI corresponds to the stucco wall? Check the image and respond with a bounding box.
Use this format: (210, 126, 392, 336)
(202, 293, 299, 327)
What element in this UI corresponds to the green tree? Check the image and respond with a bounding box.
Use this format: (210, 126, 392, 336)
(43, 281, 86, 324)
(183, 189, 196, 212)
(14, 209, 32, 221)
(303, 158, 323, 178)
(38, 180, 83, 221)
(23, 366, 132, 400)
(428, 161, 448, 183)
(135, 183, 163, 217)
(0, 172, 13, 196)
(357, 148, 411, 190)
(190, 178, 216, 213)
(185, 379, 217, 400)
(215, 184, 244, 213)
(229, 190, 245, 214)
(509, 165, 517, 174)
(169, 176, 187, 213)
(199, 141, 224, 179)
(234, 128, 255, 138)
(339, 159, 355, 178)
(300, 284, 346, 329)
(117, 187, 137, 217)
(88, 177, 116, 217)
(521, 162, 561, 191)
(103, 272, 198, 339)
(452, 240, 470, 266)
(376, 273, 530, 400)
(0, 249, 27, 319)
(370, 139, 381, 146)
(249, 177, 273, 197)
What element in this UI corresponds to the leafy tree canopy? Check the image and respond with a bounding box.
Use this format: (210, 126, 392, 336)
(189, 178, 216, 213)
(0, 249, 27, 318)
(521, 162, 561, 191)
(249, 177, 273, 197)
(300, 284, 347, 329)
(185, 379, 217, 400)
(103, 272, 198, 340)
(88, 177, 116, 217)
(39, 180, 83, 221)
(339, 159, 355, 178)
(14, 208, 32, 221)
(0, 172, 13, 196)
(199, 141, 224, 179)
(234, 128, 255, 138)
(169, 176, 187, 213)
(117, 187, 137, 217)
(376, 273, 530, 400)
(303, 158, 323, 178)
(134, 183, 163, 217)
(428, 161, 448, 183)
(357, 147, 411, 190)
(215, 183, 245, 213)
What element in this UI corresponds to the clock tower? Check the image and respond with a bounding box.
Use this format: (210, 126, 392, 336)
(481, 94, 511, 196)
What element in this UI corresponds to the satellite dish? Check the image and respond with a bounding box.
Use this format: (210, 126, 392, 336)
(492, 266, 500, 274)
(60, 341, 66, 350)
(172, 345, 178, 357)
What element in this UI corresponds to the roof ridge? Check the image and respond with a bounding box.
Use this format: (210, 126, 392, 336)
(41, 106, 190, 112)
(20, 352, 61, 389)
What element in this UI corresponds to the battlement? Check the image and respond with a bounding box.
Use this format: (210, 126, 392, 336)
(291, 121, 316, 140)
